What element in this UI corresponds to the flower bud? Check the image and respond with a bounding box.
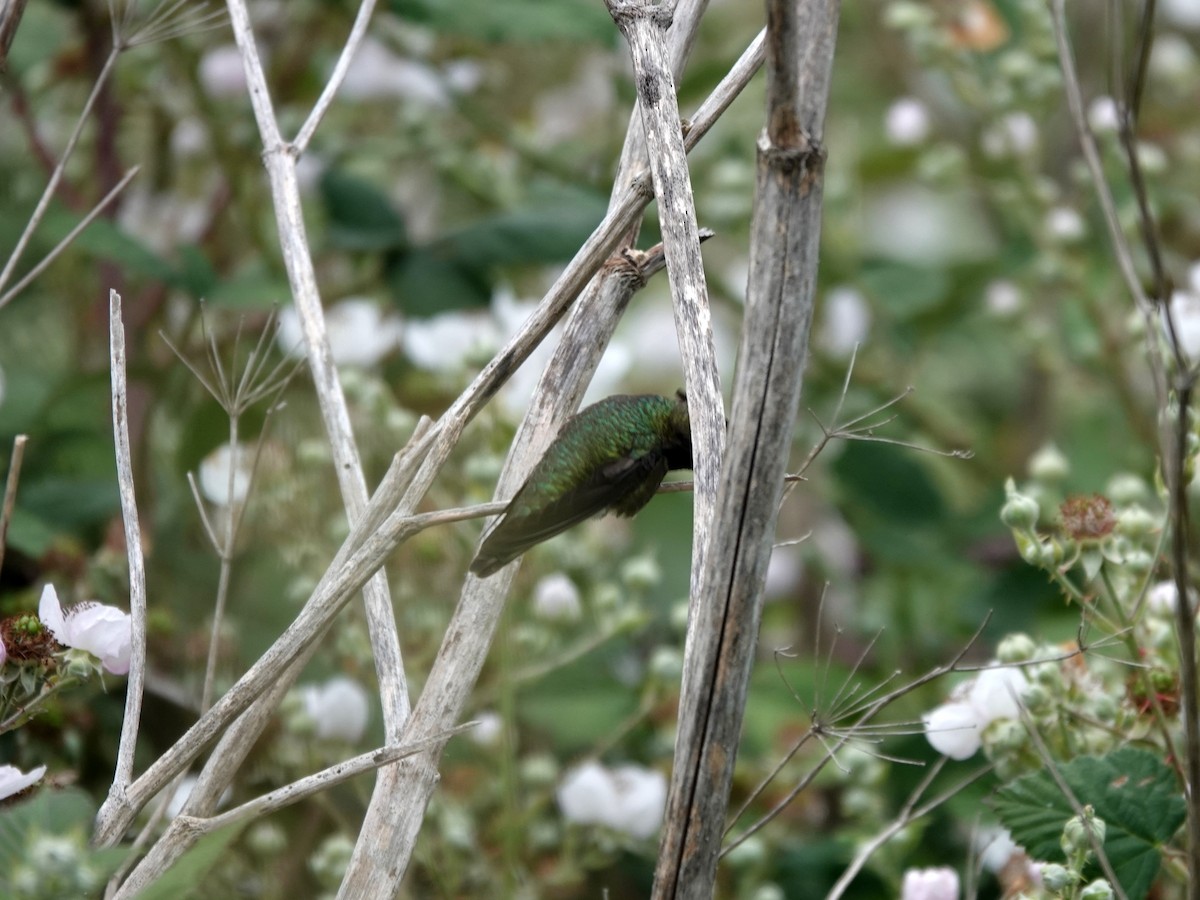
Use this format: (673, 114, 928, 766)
(1040, 863, 1074, 891)
(1062, 807, 1106, 856)
(996, 633, 1037, 663)
(1002, 479, 1041, 530)
(1080, 879, 1115, 900)
(1029, 444, 1069, 482)
(1116, 504, 1158, 538)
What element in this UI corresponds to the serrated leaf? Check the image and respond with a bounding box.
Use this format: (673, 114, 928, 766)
(991, 747, 1185, 900)
(320, 169, 407, 252)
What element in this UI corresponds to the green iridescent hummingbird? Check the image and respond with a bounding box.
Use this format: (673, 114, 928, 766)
(470, 392, 692, 578)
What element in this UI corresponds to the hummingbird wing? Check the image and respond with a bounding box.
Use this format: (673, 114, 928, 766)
(470, 450, 668, 577)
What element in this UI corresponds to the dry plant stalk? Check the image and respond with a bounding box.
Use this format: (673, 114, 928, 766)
(652, 0, 838, 896)
(91, 3, 782, 898)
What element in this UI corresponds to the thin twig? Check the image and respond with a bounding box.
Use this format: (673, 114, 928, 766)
(1015, 699, 1128, 900)
(0, 434, 28, 576)
(106, 290, 149, 793)
(293, 0, 378, 154)
(0, 166, 140, 309)
(0, 47, 121, 303)
(825, 760, 994, 900)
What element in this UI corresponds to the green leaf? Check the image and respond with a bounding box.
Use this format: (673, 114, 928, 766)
(0, 787, 127, 893)
(385, 251, 492, 317)
(0, 787, 93, 866)
(320, 169, 407, 251)
(991, 747, 1185, 900)
(389, 0, 613, 42)
(135, 822, 245, 900)
(859, 261, 951, 319)
(831, 440, 945, 526)
(206, 265, 292, 310)
(41, 209, 178, 284)
(432, 193, 608, 269)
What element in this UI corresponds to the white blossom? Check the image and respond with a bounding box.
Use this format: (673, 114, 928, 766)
(38, 585, 131, 676)
(1045, 206, 1086, 243)
(819, 286, 871, 358)
(1151, 33, 1197, 81)
(341, 38, 447, 105)
(557, 760, 667, 840)
(1168, 289, 1200, 360)
(901, 866, 960, 900)
(923, 666, 1028, 759)
(301, 676, 371, 743)
(982, 112, 1039, 158)
(0, 764, 47, 800)
(1161, 0, 1200, 29)
(470, 711, 504, 747)
(277, 299, 403, 368)
(1087, 96, 1121, 134)
(984, 279, 1023, 317)
(199, 45, 249, 98)
(403, 310, 497, 373)
(198, 442, 255, 506)
(532, 573, 583, 622)
(885, 97, 931, 146)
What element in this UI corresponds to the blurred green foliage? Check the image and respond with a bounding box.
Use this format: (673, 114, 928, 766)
(0, 0, 1198, 896)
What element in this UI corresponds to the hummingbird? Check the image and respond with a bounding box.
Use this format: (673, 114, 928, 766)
(470, 392, 692, 577)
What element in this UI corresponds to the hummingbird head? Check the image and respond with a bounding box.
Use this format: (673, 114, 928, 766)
(666, 389, 692, 470)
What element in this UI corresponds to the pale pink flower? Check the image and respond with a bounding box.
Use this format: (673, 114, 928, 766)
(39, 585, 131, 676)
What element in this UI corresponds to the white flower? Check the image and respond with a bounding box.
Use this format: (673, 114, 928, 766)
(198, 442, 254, 506)
(1147, 580, 1181, 614)
(885, 97, 931, 146)
(1189, 260, 1200, 296)
(277, 299, 404, 368)
(1151, 33, 1198, 81)
(557, 761, 667, 840)
(301, 676, 370, 743)
(1044, 206, 1086, 243)
(1161, 0, 1200, 29)
(170, 118, 209, 158)
(532, 573, 583, 622)
(863, 186, 995, 264)
(199, 45, 248, 98)
(901, 866, 960, 900)
(923, 666, 1028, 759)
(764, 547, 803, 599)
(341, 38, 448, 105)
(818, 286, 871, 357)
(403, 310, 497, 373)
(1087, 96, 1120, 134)
(38, 585, 131, 676)
(470, 711, 504, 746)
(1168, 290, 1200, 360)
(975, 826, 1019, 872)
(982, 112, 1039, 158)
(117, 189, 210, 254)
(984, 279, 1023, 317)
(0, 764, 47, 800)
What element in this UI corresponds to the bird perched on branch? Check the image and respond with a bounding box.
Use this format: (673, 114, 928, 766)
(470, 392, 692, 577)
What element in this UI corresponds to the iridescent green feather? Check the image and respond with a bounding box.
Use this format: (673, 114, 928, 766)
(470, 393, 691, 577)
